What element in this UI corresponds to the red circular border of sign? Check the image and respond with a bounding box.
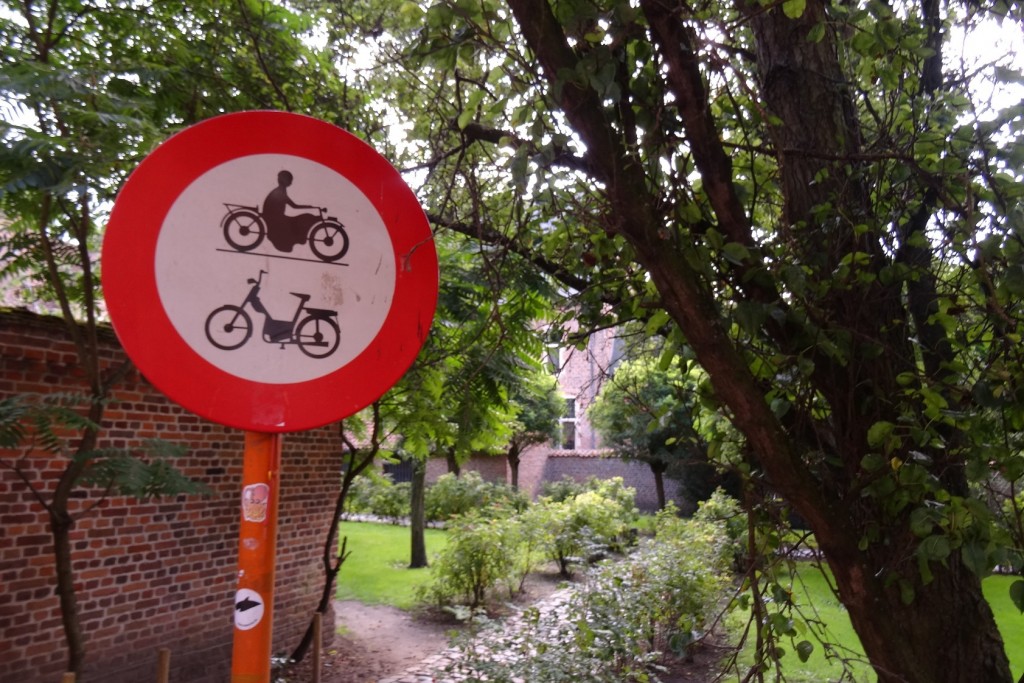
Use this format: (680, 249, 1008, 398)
(103, 111, 438, 433)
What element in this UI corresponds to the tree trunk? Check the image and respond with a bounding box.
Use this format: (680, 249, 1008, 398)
(50, 509, 85, 674)
(48, 417, 103, 676)
(648, 460, 666, 510)
(445, 448, 461, 477)
(408, 459, 428, 568)
(740, 4, 1011, 680)
(819, 529, 1010, 683)
(507, 444, 521, 490)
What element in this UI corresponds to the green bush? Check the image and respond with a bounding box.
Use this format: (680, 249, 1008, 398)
(691, 487, 747, 569)
(523, 499, 582, 577)
(344, 472, 383, 515)
(418, 511, 520, 610)
(539, 475, 638, 512)
(587, 476, 640, 520)
(531, 482, 638, 576)
(442, 515, 733, 682)
(505, 505, 548, 594)
(539, 475, 587, 502)
(424, 471, 528, 522)
(344, 472, 410, 523)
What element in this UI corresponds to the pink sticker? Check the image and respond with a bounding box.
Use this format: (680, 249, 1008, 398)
(242, 483, 270, 523)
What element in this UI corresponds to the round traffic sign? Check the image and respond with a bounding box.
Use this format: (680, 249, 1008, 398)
(103, 111, 438, 432)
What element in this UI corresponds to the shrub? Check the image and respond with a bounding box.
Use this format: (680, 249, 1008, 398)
(441, 516, 733, 682)
(418, 511, 520, 610)
(523, 499, 583, 577)
(645, 512, 734, 652)
(540, 475, 587, 502)
(424, 471, 528, 522)
(691, 487, 747, 569)
(587, 476, 640, 520)
(531, 485, 638, 577)
(506, 504, 548, 593)
(344, 472, 384, 515)
(373, 481, 411, 523)
(344, 472, 409, 523)
(539, 475, 638, 513)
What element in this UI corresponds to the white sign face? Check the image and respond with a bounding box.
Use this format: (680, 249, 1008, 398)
(234, 588, 265, 631)
(154, 154, 396, 385)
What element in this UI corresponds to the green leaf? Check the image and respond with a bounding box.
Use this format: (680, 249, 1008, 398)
(909, 506, 936, 537)
(961, 541, 990, 576)
(796, 639, 814, 662)
(457, 106, 475, 130)
(866, 421, 895, 448)
(806, 22, 826, 43)
(769, 611, 796, 636)
(917, 535, 951, 564)
(734, 301, 767, 336)
(783, 0, 807, 18)
(899, 579, 915, 605)
(860, 453, 886, 472)
(646, 310, 671, 335)
(722, 242, 750, 265)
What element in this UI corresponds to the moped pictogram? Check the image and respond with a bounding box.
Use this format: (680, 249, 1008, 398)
(204, 270, 340, 359)
(220, 203, 350, 262)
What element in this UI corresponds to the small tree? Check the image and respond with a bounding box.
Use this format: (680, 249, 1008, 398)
(589, 355, 715, 510)
(388, 233, 553, 567)
(0, 393, 206, 674)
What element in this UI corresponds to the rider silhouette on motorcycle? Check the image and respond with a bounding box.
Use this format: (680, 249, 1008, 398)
(262, 170, 320, 252)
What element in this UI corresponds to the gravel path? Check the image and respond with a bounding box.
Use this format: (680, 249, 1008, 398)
(377, 587, 574, 683)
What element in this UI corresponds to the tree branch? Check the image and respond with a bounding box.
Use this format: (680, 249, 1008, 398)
(429, 212, 592, 293)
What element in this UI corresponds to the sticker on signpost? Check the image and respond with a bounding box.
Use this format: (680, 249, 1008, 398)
(241, 483, 270, 523)
(234, 588, 265, 631)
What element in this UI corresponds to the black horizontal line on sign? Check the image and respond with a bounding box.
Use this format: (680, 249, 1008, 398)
(215, 249, 349, 267)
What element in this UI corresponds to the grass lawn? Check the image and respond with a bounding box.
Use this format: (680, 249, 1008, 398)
(728, 565, 1024, 682)
(986, 574, 1024, 681)
(333, 521, 448, 610)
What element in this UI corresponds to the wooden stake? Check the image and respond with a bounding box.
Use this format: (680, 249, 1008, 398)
(312, 612, 322, 683)
(156, 648, 171, 683)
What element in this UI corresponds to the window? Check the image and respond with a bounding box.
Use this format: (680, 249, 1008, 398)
(560, 397, 576, 450)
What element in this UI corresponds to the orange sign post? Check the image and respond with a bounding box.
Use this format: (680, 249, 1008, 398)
(231, 432, 282, 682)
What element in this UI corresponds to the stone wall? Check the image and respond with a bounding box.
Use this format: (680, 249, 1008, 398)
(424, 453, 508, 484)
(501, 446, 682, 512)
(0, 310, 339, 683)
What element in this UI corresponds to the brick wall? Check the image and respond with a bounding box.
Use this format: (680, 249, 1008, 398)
(424, 456, 448, 482)
(517, 446, 683, 512)
(0, 310, 340, 683)
(424, 454, 508, 484)
(543, 452, 682, 512)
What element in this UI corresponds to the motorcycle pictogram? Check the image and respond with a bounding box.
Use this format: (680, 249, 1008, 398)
(220, 170, 349, 262)
(204, 270, 340, 359)
(221, 204, 349, 262)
